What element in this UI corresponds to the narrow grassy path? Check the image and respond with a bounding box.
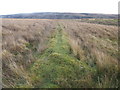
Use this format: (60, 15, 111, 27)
(30, 24, 96, 88)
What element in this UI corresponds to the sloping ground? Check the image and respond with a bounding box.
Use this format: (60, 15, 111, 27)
(2, 19, 119, 88)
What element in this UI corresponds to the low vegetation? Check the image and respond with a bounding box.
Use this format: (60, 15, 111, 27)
(2, 19, 119, 88)
(79, 19, 118, 26)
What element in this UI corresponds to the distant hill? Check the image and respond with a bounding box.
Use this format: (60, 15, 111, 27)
(0, 12, 118, 19)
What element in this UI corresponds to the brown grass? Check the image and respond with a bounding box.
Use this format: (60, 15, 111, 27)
(2, 19, 119, 88)
(2, 19, 57, 87)
(60, 20, 118, 87)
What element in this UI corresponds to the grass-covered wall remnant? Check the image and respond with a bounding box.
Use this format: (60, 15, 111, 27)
(2, 19, 119, 88)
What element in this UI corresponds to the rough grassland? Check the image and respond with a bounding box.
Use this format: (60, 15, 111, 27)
(2, 19, 119, 88)
(30, 25, 95, 88)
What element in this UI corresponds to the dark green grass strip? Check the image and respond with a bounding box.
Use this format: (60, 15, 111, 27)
(30, 25, 96, 88)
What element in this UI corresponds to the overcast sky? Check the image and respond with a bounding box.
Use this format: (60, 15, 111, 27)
(0, 0, 119, 15)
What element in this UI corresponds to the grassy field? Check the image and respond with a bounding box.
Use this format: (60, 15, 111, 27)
(79, 19, 118, 26)
(2, 19, 119, 88)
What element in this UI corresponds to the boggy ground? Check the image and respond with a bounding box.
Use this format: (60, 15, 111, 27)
(2, 19, 119, 88)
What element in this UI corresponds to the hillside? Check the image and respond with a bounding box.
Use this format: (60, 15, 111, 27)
(2, 19, 119, 88)
(1, 12, 118, 19)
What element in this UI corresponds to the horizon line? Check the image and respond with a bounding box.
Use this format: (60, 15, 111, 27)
(0, 12, 118, 15)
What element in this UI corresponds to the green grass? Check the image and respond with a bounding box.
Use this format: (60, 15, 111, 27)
(30, 25, 96, 88)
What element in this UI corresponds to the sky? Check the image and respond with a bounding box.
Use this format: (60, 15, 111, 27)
(0, 0, 119, 15)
